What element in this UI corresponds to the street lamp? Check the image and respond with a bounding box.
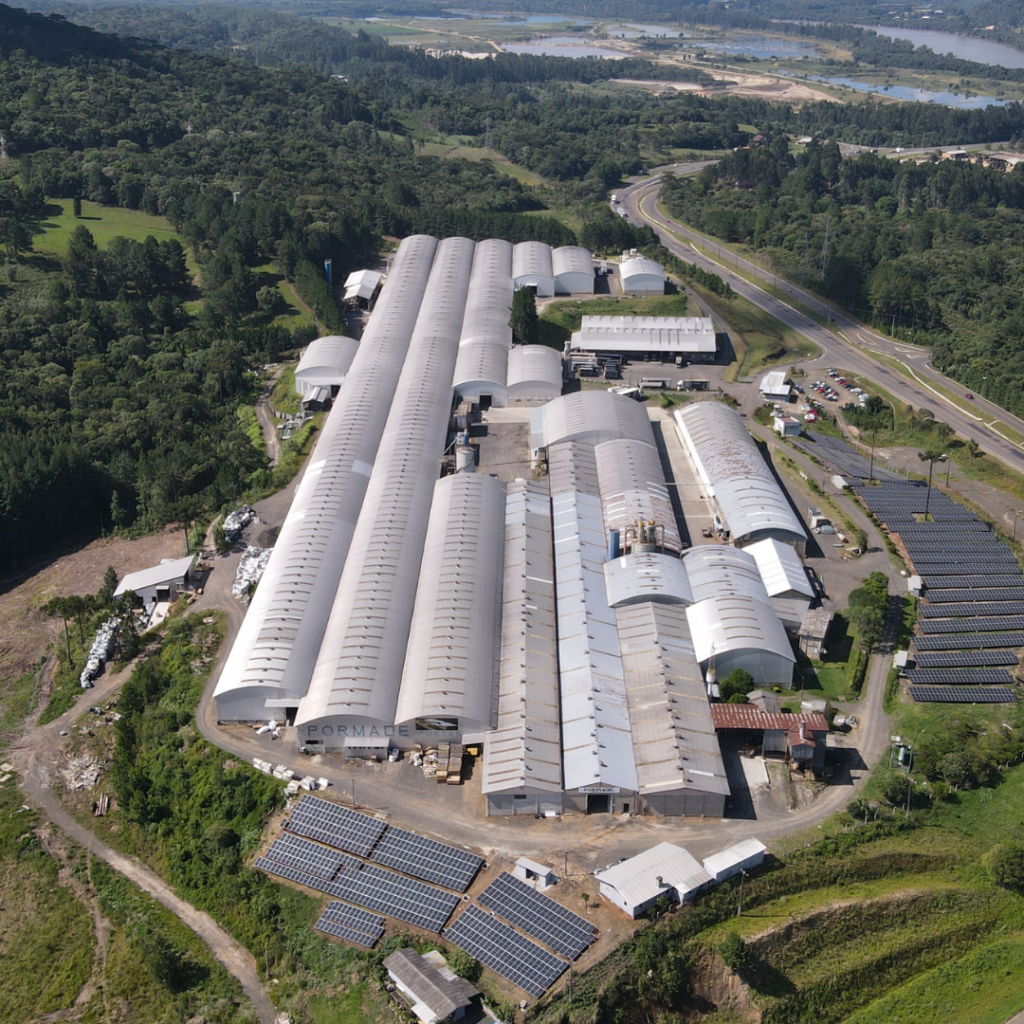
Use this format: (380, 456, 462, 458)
(1012, 509, 1024, 542)
(918, 451, 948, 520)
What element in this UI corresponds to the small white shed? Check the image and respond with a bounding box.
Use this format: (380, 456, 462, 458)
(294, 336, 359, 397)
(513, 857, 556, 890)
(595, 842, 712, 918)
(701, 838, 766, 884)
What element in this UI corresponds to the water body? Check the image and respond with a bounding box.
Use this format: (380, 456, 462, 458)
(608, 24, 684, 39)
(503, 36, 625, 58)
(862, 25, 1024, 69)
(811, 75, 1008, 109)
(694, 35, 819, 59)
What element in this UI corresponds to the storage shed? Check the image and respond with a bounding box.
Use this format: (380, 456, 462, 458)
(506, 345, 562, 404)
(294, 335, 359, 397)
(759, 371, 791, 400)
(619, 256, 665, 295)
(596, 843, 712, 918)
(552, 245, 595, 294)
(383, 948, 479, 1024)
(114, 554, 194, 606)
(702, 838, 766, 883)
(343, 268, 383, 307)
(512, 241, 554, 296)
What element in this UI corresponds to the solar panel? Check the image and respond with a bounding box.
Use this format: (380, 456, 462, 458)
(256, 855, 459, 932)
(262, 833, 360, 881)
(314, 901, 385, 947)
(905, 668, 1014, 684)
(923, 590, 1024, 604)
(909, 685, 1018, 703)
(444, 906, 567, 997)
(370, 827, 483, 892)
(913, 631, 1024, 650)
(913, 560, 1019, 573)
(921, 576, 1024, 590)
(914, 650, 1019, 668)
(286, 796, 387, 857)
(919, 612, 1024, 630)
(477, 873, 595, 959)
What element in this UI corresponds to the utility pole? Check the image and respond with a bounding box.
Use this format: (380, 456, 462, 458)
(736, 870, 745, 917)
(868, 429, 876, 482)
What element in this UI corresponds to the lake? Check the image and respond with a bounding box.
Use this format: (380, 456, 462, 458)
(502, 36, 625, 59)
(608, 24, 684, 39)
(810, 75, 1009, 109)
(862, 25, 1024, 69)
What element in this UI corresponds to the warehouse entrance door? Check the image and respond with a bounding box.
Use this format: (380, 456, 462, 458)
(586, 794, 611, 814)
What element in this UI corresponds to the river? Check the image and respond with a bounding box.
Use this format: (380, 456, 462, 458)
(861, 25, 1024, 69)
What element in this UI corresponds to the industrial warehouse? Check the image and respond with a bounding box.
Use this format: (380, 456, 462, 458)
(214, 235, 825, 819)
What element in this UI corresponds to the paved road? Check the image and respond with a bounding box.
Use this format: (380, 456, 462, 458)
(619, 171, 1024, 475)
(9, 679, 278, 1024)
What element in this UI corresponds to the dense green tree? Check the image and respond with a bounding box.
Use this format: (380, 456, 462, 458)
(988, 841, 1024, 893)
(509, 286, 539, 345)
(719, 932, 749, 970)
(720, 668, 755, 702)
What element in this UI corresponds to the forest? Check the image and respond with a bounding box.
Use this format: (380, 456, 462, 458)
(662, 142, 1024, 416)
(6, 0, 1024, 573)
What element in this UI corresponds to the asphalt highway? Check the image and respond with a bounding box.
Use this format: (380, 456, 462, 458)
(619, 170, 1024, 476)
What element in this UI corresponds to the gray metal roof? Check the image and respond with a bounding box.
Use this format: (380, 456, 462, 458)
(297, 237, 476, 729)
(569, 316, 714, 355)
(552, 245, 594, 293)
(459, 238, 514, 349)
(114, 554, 194, 596)
(685, 593, 795, 668)
(616, 602, 730, 799)
(506, 345, 562, 395)
(452, 339, 508, 402)
(619, 256, 664, 288)
(594, 437, 682, 552)
(682, 546, 769, 605)
(673, 403, 806, 546)
(604, 551, 693, 608)
(295, 335, 359, 389)
(215, 234, 439, 715)
(744, 538, 814, 598)
(482, 480, 563, 795)
(531, 390, 654, 451)
(394, 472, 505, 733)
(384, 948, 478, 1020)
(549, 442, 637, 792)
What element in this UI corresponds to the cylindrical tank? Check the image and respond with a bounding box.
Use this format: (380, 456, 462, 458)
(456, 446, 475, 472)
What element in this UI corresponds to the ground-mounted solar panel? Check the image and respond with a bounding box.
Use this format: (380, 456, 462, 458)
(339, 864, 460, 932)
(909, 685, 1018, 703)
(313, 901, 385, 948)
(898, 522, 992, 533)
(255, 857, 340, 895)
(921, 575, 1024, 590)
(286, 795, 387, 857)
(477, 873, 595, 959)
(919, 614, 1024, 632)
(262, 832, 362, 881)
(913, 631, 1024, 651)
(912, 559, 1020, 574)
(444, 905, 567, 998)
(902, 537, 1004, 551)
(914, 650, 1020, 668)
(369, 827, 483, 892)
(917, 598, 1024, 610)
(905, 667, 1015, 684)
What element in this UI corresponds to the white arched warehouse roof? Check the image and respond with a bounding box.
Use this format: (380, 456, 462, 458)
(512, 241, 554, 296)
(506, 345, 562, 403)
(460, 238, 514, 348)
(394, 473, 505, 736)
(674, 403, 806, 549)
(604, 551, 693, 608)
(685, 594, 795, 685)
(452, 339, 509, 406)
(531, 390, 654, 451)
(620, 256, 665, 295)
(294, 335, 359, 395)
(594, 437, 682, 552)
(552, 245, 595, 294)
(214, 234, 439, 721)
(745, 538, 814, 598)
(682, 546, 770, 605)
(296, 237, 477, 734)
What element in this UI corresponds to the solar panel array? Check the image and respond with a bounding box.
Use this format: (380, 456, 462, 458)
(370, 827, 483, 892)
(478, 873, 595, 959)
(909, 685, 1017, 704)
(914, 650, 1019, 668)
(263, 832, 360, 880)
(852, 480, 1023, 703)
(314, 901, 385, 947)
(913, 631, 1024, 651)
(906, 667, 1014, 685)
(795, 433, 900, 482)
(287, 796, 387, 857)
(445, 906, 567, 997)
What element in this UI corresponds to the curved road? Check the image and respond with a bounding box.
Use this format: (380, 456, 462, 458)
(620, 169, 1024, 474)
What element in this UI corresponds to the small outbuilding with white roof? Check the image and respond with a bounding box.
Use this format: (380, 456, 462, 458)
(745, 538, 815, 632)
(552, 245, 595, 294)
(759, 371, 791, 400)
(702, 838, 767, 883)
(619, 256, 665, 295)
(114, 555, 195, 607)
(294, 335, 360, 397)
(343, 268, 383, 307)
(596, 842, 712, 918)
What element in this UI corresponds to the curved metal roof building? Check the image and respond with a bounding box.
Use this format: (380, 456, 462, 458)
(673, 402, 806, 552)
(394, 472, 505, 737)
(552, 245, 594, 294)
(506, 345, 562, 404)
(619, 256, 665, 295)
(604, 551, 693, 608)
(294, 335, 359, 396)
(512, 241, 554, 296)
(296, 237, 476, 735)
(531, 390, 654, 452)
(682, 546, 770, 605)
(213, 234, 439, 721)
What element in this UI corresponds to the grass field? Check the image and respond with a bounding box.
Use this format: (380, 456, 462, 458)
(415, 141, 543, 185)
